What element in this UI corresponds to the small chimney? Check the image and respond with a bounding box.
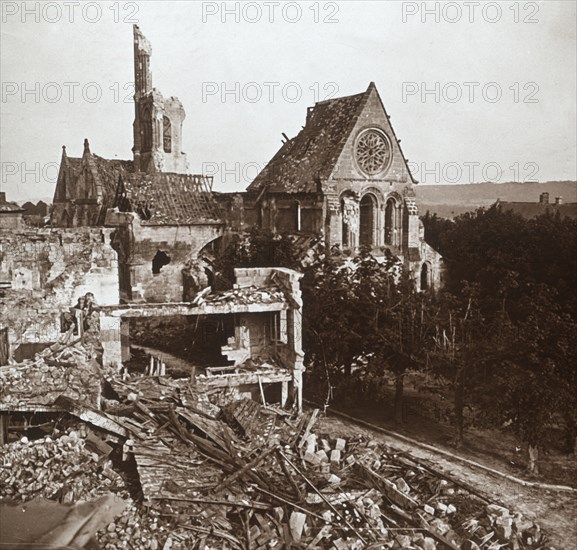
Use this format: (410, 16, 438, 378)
(0, 192, 6, 202)
(539, 192, 549, 204)
(555, 196, 563, 205)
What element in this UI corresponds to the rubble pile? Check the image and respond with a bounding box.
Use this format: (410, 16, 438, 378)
(0, 337, 101, 410)
(0, 427, 124, 502)
(96, 500, 179, 550)
(463, 504, 547, 550)
(92, 372, 553, 549)
(199, 285, 287, 307)
(0, 351, 552, 549)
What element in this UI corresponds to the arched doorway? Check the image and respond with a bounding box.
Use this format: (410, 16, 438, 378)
(341, 199, 349, 248)
(359, 194, 377, 247)
(385, 198, 396, 245)
(420, 263, 430, 291)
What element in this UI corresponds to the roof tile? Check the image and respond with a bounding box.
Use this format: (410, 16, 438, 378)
(116, 173, 222, 225)
(247, 90, 369, 193)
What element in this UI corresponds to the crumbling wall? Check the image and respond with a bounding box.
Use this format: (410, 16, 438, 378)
(418, 240, 443, 291)
(0, 228, 118, 360)
(0, 213, 25, 230)
(214, 192, 259, 232)
(109, 214, 221, 303)
(130, 224, 221, 302)
(234, 267, 305, 401)
(239, 312, 272, 359)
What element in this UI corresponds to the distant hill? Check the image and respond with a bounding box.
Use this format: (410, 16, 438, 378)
(415, 181, 577, 219)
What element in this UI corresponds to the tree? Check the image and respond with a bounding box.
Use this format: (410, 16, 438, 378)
(423, 207, 577, 458)
(301, 247, 365, 385)
(486, 286, 577, 472)
(302, 248, 414, 414)
(421, 210, 455, 253)
(430, 285, 487, 447)
(358, 264, 438, 424)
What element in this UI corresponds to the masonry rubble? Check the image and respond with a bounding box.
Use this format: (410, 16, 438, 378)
(0, 327, 554, 550)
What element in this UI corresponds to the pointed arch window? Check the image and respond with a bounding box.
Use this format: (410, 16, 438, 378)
(385, 198, 396, 245)
(141, 105, 152, 152)
(359, 194, 377, 247)
(163, 116, 172, 153)
(420, 263, 431, 291)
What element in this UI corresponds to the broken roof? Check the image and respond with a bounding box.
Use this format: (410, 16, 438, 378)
(115, 172, 222, 225)
(247, 82, 416, 193)
(93, 155, 133, 211)
(248, 89, 369, 193)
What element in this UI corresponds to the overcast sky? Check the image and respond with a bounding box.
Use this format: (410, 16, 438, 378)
(1, 0, 576, 201)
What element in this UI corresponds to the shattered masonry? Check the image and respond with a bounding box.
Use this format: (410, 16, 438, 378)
(0, 336, 549, 549)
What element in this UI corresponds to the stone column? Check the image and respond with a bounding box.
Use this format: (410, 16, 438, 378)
(99, 312, 122, 368)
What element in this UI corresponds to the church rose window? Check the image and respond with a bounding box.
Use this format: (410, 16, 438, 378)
(355, 129, 391, 175)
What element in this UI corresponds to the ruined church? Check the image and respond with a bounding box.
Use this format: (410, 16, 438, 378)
(51, 25, 442, 293)
(2, 22, 442, 427)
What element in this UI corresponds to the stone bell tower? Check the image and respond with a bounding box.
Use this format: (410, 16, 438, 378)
(132, 25, 188, 174)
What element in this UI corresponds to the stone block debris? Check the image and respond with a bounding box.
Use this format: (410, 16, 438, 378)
(0, 344, 554, 549)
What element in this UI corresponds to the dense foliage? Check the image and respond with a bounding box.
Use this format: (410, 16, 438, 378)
(423, 207, 577, 465)
(214, 211, 577, 470)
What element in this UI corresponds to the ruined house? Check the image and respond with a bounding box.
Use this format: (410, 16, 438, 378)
(105, 173, 222, 303)
(98, 267, 305, 408)
(19, 25, 303, 408)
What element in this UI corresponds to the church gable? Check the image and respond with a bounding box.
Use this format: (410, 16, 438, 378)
(329, 83, 415, 185)
(51, 139, 132, 227)
(247, 83, 415, 195)
(53, 149, 82, 203)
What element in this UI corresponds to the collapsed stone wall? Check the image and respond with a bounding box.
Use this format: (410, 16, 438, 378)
(129, 223, 219, 303)
(0, 228, 119, 361)
(108, 213, 222, 303)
